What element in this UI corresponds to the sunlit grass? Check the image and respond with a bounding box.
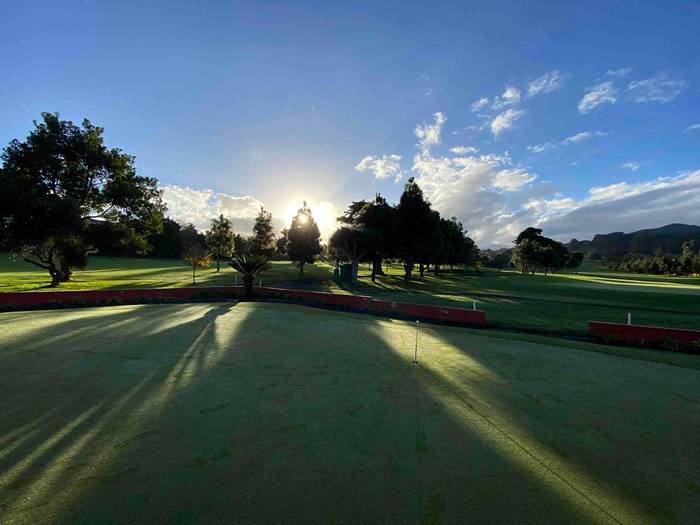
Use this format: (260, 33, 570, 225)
(0, 253, 334, 293)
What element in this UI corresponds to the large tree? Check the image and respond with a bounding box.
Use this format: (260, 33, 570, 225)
(395, 177, 438, 281)
(205, 214, 235, 271)
(0, 113, 164, 286)
(148, 217, 183, 258)
(359, 194, 398, 282)
(330, 200, 371, 281)
(511, 227, 570, 275)
(286, 202, 322, 276)
(250, 206, 276, 257)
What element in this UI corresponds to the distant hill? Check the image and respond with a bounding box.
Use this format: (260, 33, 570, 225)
(567, 224, 700, 258)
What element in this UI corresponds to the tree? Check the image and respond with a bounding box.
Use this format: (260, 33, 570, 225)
(329, 226, 369, 281)
(361, 194, 398, 282)
(229, 254, 271, 297)
(233, 233, 252, 256)
(512, 226, 570, 275)
(512, 238, 540, 274)
(275, 229, 288, 258)
(205, 214, 235, 271)
(330, 200, 372, 280)
(250, 207, 276, 257)
(148, 217, 183, 258)
(679, 240, 697, 275)
(286, 201, 322, 276)
(566, 251, 584, 273)
(182, 239, 211, 285)
(482, 249, 511, 271)
(395, 177, 437, 281)
(0, 113, 164, 286)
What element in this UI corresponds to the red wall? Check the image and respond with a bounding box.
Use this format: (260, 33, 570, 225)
(589, 321, 700, 345)
(0, 286, 486, 327)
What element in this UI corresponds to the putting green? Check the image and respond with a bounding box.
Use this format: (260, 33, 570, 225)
(1, 302, 698, 523)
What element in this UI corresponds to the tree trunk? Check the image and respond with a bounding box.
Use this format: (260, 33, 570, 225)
(50, 267, 63, 287)
(300, 262, 305, 277)
(433, 264, 439, 275)
(60, 262, 72, 282)
(419, 264, 425, 278)
(403, 262, 413, 282)
(243, 275, 254, 298)
(192, 266, 196, 284)
(372, 257, 385, 276)
(351, 258, 359, 282)
(216, 257, 220, 272)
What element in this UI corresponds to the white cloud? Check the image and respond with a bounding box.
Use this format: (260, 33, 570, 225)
(490, 108, 525, 138)
(529, 170, 700, 241)
(470, 97, 489, 112)
(449, 146, 479, 155)
(622, 162, 641, 171)
(363, 112, 700, 247)
(415, 112, 447, 152)
(528, 130, 608, 153)
(686, 123, 700, 133)
(627, 73, 688, 103)
(492, 169, 537, 191)
(162, 185, 264, 233)
(527, 70, 568, 97)
(578, 81, 617, 113)
(492, 86, 521, 109)
(605, 67, 633, 78)
(355, 154, 403, 182)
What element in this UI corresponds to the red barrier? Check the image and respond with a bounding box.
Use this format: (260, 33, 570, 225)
(370, 299, 486, 325)
(589, 322, 700, 345)
(0, 286, 486, 327)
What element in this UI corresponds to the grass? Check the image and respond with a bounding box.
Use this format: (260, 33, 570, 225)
(2, 254, 699, 337)
(324, 262, 700, 337)
(0, 253, 334, 292)
(1, 302, 698, 522)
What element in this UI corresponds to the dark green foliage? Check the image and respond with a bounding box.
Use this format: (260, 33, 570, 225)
(481, 248, 512, 271)
(0, 112, 164, 286)
(250, 207, 276, 257)
(181, 225, 210, 284)
(396, 177, 439, 281)
(148, 217, 184, 258)
(205, 214, 235, 271)
(611, 241, 700, 275)
(511, 227, 572, 275)
(229, 253, 271, 296)
(286, 202, 322, 276)
(233, 233, 253, 256)
(275, 228, 288, 258)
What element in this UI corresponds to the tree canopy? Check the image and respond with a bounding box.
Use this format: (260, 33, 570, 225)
(286, 202, 322, 276)
(205, 214, 235, 271)
(0, 112, 164, 286)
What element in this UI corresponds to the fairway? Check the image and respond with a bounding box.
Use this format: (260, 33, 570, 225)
(1, 303, 699, 523)
(3, 254, 700, 338)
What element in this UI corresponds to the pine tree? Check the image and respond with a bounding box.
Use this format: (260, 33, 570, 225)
(286, 202, 322, 276)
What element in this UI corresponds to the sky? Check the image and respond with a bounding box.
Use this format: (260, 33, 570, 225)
(1, 0, 699, 246)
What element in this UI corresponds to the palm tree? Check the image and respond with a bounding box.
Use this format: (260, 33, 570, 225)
(229, 254, 271, 297)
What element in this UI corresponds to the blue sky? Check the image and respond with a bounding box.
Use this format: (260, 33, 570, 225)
(2, 1, 699, 245)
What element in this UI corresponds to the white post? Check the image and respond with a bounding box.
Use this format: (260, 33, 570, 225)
(413, 321, 420, 364)
(473, 301, 477, 311)
(627, 312, 632, 325)
(259, 278, 262, 287)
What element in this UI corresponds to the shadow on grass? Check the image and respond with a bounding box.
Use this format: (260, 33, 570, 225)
(3, 303, 692, 522)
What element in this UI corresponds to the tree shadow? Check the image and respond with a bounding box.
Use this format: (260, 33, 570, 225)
(1, 303, 693, 522)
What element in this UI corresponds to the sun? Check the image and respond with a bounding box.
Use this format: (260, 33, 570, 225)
(281, 200, 339, 241)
